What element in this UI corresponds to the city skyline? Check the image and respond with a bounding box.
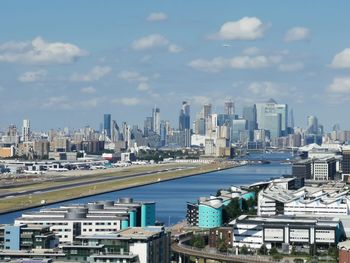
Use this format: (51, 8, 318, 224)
(1, 1, 350, 130)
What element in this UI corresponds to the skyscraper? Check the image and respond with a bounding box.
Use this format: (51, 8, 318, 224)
(203, 104, 212, 119)
(224, 99, 234, 115)
(144, 117, 153, 137)
(289, 108, 295, 128)
(103, 114, 111, 138)
(306, 116, 318, 135)
(152, 107, 160, 135)
(22, 119, 30, 142)
(255, 99, 287, 139)
(243, 105, 257, 141)
(179, 101, 190, 131)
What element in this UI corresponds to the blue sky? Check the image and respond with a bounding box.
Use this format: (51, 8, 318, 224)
(1, 0, 350, 131)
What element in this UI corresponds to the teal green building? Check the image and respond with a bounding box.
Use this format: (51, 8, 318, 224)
(198, 199, 223, 228)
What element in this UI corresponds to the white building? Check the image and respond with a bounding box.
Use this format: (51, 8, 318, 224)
(15, 198, 156, 244)
(313, 157, 336, 180)
(230, 215, 344, 250)
(22, 119, 31, 142)
(258, 182, 350, 235)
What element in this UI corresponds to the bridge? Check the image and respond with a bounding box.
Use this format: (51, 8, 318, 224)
(172, 241, 277, 263)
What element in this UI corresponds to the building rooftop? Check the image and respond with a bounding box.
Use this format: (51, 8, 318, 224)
(77, 226, 165, 241)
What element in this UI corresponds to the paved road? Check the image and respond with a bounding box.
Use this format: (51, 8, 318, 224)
(0, 167, 187, 199)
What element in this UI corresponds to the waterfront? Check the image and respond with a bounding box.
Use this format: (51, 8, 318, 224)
(0, 153, 291, 225)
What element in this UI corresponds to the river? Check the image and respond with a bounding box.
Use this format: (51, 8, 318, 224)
(0, 152, 291, 225)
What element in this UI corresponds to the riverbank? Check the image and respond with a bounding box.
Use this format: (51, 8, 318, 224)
(0, 161, 240, 215)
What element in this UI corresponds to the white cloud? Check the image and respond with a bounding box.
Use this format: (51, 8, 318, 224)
(71, 66, 111, 82)
(80, 86, 96, 94)
(191, 96, 211, 105)
(42, 96, 72, 110)
(80, 98, 99, 108)
(137, 82, 150, 91)
(146, 12, 168, 22)
(113, 97, 140, 106)
(278, 62, 304, 72)
(168, 44, 183, 53)
(0, 37, 87, 64)
(131, 34, 182, 53)
(247, 82, 283, 98)
(242, 47, 260, 55)
(131, 34, 169, 51)
(212, 17, 266, 40)
(284, 27, 310, 42)
(188, 55, 279, 72)
(18, 70, 47, 82)
(118, 70, 149, 82)
(327, 77, 350, 93)
(331, 49, 350, 68)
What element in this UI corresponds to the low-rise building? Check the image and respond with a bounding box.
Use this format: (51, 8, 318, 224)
(0, 226, 171, 263)
(0, 224, 58, 250)
(230, 215, 345, 251)
(61, 226, 170, 263)
(15, 198, 156, 244)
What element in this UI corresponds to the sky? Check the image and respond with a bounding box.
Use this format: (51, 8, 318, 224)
(1, 0, 350, 131)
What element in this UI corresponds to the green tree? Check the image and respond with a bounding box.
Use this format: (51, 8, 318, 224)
(258, 244, 268, 255)
(270, 246, 278, 255)
(222, 198, 242, 223)
(327, 245, 338, 259)
(216, 238, 227, 252)
(190, 234, 205, 249)
(240, 245, 249, 255)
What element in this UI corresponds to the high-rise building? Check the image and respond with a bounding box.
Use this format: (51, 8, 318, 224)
(243, 105, 257, 141)
(231, 119, 248, 143)
(203, 103, 212, 119)
(179, 101, 190, 131)
(22, 119, 31, 142)
(160, 120, 170, 146)
(144, 117, 153, 137)
(289, 108, 295, 128)
(152, 107, 160, 135)
(255, 99, 287, 139)
(307, 115, 318, 135)
(224, 99, 234, 115)
(103, 114, 111, 138)
(111, 120, 121, 142)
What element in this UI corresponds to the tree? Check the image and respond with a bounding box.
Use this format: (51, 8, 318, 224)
(270, 246, 278, 255)
(190, 234, 205, 249)
(240, 245, 249, 255)
(222, 198, 242, 223)
(328, 245, 338, 259)
(216, 238, 227, 252)
(258, 244, 268, 255)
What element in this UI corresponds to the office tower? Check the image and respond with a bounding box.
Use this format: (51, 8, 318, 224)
(111, 120, 121, 142)
(243, 105, 257, 141)
(224, 99, 234, 115)
(265, 113, 282, 139)
(103, 114, 111, 138)
(255, 99, 287, 139)
(160, 120, 169, 146)
(144, 117, 153, 137)
(179, 101, 190, 131)
(231, 119, 247, 142)
(152, 107, 160, 135)
(289, 108, 295, 128)
(306, 115, 318, 135)
(194, 117, 205, 135)
(22, 119, 31, 142)
(203, 103, 212, 119)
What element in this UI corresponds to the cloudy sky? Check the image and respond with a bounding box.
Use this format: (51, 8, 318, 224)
(1, 0, 350, 131)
